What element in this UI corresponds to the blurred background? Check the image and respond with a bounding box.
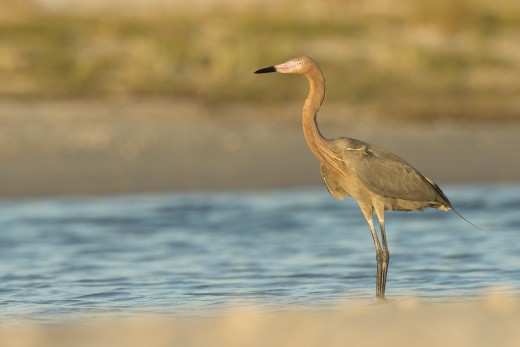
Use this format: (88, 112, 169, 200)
(1, 0, 520, 330)
(1, 0, 519, 197)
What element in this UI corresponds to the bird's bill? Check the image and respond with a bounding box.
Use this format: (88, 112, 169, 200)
(254, 66, 276, 74)
(272, 61, 298, 73)
(254, 60, 298, 74)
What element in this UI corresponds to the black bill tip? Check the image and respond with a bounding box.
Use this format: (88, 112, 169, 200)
(254, 66, 276, 74)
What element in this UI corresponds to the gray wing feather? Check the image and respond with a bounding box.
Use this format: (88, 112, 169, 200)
(343, 146, 443, 203)
(320, 163, 345, 200)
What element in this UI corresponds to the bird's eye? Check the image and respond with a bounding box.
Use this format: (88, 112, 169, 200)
(297, 62, 303, 65)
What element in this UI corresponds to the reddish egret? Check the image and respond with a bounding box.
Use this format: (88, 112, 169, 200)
(255, 56, 470, 298)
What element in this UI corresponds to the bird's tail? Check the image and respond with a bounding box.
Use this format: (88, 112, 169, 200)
(425, 177, 486, 231)
(451, 206, 487, 232)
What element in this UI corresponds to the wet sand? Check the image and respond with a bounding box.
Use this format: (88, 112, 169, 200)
(0, 98, 519, 197)
(1, 295, 519, 347)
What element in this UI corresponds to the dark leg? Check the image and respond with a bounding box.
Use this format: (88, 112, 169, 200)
(359, 203, 385, 298)
(375, 205, 389, 298)
(378, 221, 390, 297)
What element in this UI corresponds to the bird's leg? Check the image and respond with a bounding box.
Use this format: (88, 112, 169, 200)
(378, 221, 390, 297)
(375, 206, 390, 298)
(372, 224, 386, 299)
(359, 204, 385, 298)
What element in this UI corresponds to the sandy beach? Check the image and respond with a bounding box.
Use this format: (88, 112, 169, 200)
(1, 98, 519, 198)
(0, 295, 519, 347)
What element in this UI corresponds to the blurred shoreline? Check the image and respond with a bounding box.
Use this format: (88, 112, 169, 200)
(2, 0, 519, 197)
(1, 98, 519, 198)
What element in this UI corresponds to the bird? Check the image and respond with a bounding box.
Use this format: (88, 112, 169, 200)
(254, 56, 475, 298)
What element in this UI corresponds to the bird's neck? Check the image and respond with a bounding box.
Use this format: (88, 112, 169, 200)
(302, 66, 333, 159)
(302, 66, 327, 157)
(302, 65, 347, 179)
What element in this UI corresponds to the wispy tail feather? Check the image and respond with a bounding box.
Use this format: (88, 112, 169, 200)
(426, 178, 486, 231)
(451, 206, 487, 232)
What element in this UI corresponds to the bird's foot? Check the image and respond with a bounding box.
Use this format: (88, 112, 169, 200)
(375, 251, 390, 298)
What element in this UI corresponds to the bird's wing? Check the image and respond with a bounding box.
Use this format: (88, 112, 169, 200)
(342, 146, 444, 203)
(320, 163, 345, 200)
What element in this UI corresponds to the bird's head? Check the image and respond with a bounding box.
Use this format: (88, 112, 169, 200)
(255, 56, 316, 75)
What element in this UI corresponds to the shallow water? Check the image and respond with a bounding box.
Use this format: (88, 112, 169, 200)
(0, 185, 519, 321)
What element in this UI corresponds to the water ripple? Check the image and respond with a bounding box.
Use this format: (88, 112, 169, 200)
(0, 184, 519, 321)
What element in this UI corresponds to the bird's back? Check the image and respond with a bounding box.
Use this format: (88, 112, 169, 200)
(321, 137, 451, 212)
